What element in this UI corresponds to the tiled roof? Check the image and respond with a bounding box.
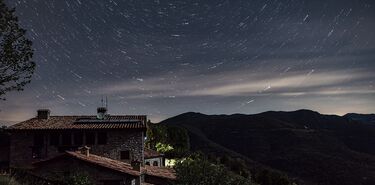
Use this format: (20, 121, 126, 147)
(144, 148, 163, 159)
(66, 151, 141, 176)
(34, 151, 141, 176)
(8, 115, 147, 130)
(142, 165, 176, 180)
(69, 151, 176, 180)
(34, 151, 176, 180)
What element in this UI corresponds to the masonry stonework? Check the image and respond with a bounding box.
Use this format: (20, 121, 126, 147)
(9, 131, 34, 168)
(9, 129, 144, 168)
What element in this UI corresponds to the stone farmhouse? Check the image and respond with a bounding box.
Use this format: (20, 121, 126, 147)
(7, 108, 175, 185)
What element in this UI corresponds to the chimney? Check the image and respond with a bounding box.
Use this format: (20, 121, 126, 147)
(97, 107, 107, 120)
(37, 109, 50, 119)
(79, 146, 90, 157)
(131, 160, 141, 172)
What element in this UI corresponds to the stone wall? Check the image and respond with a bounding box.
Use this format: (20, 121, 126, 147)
(91, 130, 144, 163)
(0, 129, 10, 170)
(9, 131, 34, 168)
(9, 129, 144, 168)
(0, 146, 9, 163)
(0, 146, 9, 171)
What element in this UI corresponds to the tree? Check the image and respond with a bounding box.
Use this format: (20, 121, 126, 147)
(254, 169, 292, 185)
(64, 171, 93, 185)
(0, 0, 35, 100)
(174, 153, 256, 185)
(146, 122, 190, 157)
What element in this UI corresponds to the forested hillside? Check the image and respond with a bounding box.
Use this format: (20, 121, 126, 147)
(158, 110, 375, 185)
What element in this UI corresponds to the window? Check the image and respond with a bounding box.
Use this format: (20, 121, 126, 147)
(97, 132, 107, 145)
(62, 132, 71, 145)
(50, 133, 60, 146)
(34, 134, 44, 146)
(31, 147, 42, 159)
(73, 132, 83, 146)
(153, 161, 158, 166)
(86, 132, 95, 145)
(120, 151, 130, 160)
(145, 162, 150, 166)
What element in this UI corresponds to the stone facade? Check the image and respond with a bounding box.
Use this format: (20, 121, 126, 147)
(9, 131, 34, 168)
(9, 129, 144, 168)
(0, 146, 9, 171)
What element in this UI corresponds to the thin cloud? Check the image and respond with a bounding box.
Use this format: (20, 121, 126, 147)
(98, 69, 374, 99)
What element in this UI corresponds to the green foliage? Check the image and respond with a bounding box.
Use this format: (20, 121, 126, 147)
(148, 120, 294, 185)
(8, 169, 93, 185)
(146, 122, 190, 157)
(0, 175, 21, 185)
(0, 0, 35, 100)
(10, 169, 58, 185)
(215, 155, 251, 178)
(174, 153, 256, 185)
(254, 169, 292, 185)
(64, 172, 93, 185)
(155, 142, 174, 153)
(146, 120, 168, 147)
(214, 154, 293, 185)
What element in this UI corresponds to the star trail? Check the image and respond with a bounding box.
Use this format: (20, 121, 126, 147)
(1, 0, 374, 123)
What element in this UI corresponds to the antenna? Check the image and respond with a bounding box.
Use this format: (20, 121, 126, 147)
(105, 96, 108, 109)
(101, 95, 104, 107)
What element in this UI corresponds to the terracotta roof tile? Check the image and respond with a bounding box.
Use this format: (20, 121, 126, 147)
(144, 148, 163, 159)
(68, 152, 176, 180)
(34, 151, 176, 180)
(141, 183, 154, 185)
(8, 115, 147, 130)
(66, 151, 141, 176)
(142, 165, 176, 180)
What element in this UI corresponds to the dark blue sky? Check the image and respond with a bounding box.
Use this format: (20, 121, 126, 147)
(1, 0, 375, 122)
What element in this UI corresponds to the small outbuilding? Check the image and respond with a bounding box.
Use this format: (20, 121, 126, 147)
(144, 148, 164, 167)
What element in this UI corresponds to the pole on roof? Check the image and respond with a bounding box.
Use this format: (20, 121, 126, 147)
(105, 96, 108, 110)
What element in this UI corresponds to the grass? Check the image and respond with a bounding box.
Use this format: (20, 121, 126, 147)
(0, 175, 9, 185)
(0, 175, 21, 185)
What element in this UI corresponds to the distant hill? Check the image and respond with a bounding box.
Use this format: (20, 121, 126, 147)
(160, 110, 375, 185)
(344, 113, 375, 124)
(0, 120, 17, 127)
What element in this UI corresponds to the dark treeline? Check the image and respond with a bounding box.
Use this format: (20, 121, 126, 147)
(146, 121, 294, 185)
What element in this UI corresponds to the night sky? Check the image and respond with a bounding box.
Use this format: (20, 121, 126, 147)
(1, 0, 375, 123)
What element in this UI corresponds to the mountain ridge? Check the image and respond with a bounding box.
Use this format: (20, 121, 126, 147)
(159, 109, 375, 185)
(344, 113, 375, 124)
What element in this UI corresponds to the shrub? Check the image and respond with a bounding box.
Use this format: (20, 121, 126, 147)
(64, 172, 93, 185)
(174, 153, 256, 185)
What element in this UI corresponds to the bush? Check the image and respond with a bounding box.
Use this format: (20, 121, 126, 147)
(64, 172, 93, 185)
(174, 153, 256, 185)
(254, 169, 292, 185)
(0, 175, 21, 185)
(146, 122, 190, 157)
